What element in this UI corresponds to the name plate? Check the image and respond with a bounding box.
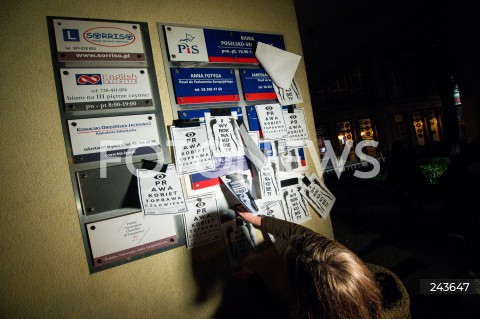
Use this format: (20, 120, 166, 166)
(53, 18, 145, 62)
(171, 68, 239, 104)
(240, 69, 276, 101)
(60, 68, 153, 111)
(86, 212, 177, 267)
(203, 29, 285, 63)
(164, 25, 285, 64)
(67, 114, 161, 163)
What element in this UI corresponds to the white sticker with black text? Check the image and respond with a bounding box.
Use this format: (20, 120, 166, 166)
(183, 193, 221, 248)
(137, 165, 187, 215)
(171, 124, 215, 175)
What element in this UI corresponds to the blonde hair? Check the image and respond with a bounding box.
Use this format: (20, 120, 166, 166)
(285, 233, 383, 319)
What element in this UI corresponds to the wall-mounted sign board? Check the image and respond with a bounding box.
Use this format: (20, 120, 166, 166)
(67, 114, 161, 163)
(53, 18, 146, 62)
(171, 68, 239, 105)
(48, 17, 178, 273)
(239, 69, 276, 101)
(60, 68, 153, 111)
(86, 211, 178, 267)
(158, 23, 286, 122)
(164, 25, 285, 63)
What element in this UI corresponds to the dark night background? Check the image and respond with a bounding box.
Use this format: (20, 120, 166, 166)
(292, 0, 480, 318)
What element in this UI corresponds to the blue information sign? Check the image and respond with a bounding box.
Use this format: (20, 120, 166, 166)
(171, 68, 239, 104)
(240, 69, 276, 101)
(204, 29, 285, 63)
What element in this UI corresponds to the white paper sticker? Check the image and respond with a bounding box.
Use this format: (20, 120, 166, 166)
(86, 212, 177, 267)
(256, 199, 289, 221)
(164, 25, 209, 62)
(279, 148, 305, 172)
(273, 78, 303, 106)
(60, 68, 153, 110)
(239, 124, 267, 170)
(281, 179, 311, 224)
(221, 214, 257, 269)
(137, 165, 187, 215)
(255, 42, 301, 88)
(283, 109, 310, 148)
(205, 114, 245, 158)
(67, 114, 160, 159)
(300, 173, 336, 219)
(255, 104, 288, 139)
(171, 124, 215, 175)
(259, 163, 281, 200)
(183, 193, 221, 248)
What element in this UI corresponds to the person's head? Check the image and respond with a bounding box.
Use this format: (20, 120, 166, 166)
(285, 233, 382, 319)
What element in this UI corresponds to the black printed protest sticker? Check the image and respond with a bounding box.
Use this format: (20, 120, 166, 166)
(259, 163, 281, 199)
(205, 114, 245, 158)
(283, 108, 310, 148)
(183, 193, 221, 248)
(281, 178, 311, 224)
(273, 78, 303, 106)
(300, 173, 336, 219)
(221, 213, 257, 269)
(255, 104, 288, 139)
(171, 124, 215, 175)
(137, 165, 187, 215)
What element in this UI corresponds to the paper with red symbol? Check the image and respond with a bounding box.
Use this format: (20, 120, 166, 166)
(60, 68, 153, 111)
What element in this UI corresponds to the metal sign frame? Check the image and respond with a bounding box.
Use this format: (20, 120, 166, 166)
(47, 16, 183, 273)
(156, 22, 286, 123)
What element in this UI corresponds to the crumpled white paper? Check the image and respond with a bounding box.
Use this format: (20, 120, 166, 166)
(255, 42, 301, 88)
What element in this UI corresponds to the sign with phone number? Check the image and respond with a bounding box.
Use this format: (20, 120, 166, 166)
(203, 29, 285, 63)
(171, 68, 239, 105)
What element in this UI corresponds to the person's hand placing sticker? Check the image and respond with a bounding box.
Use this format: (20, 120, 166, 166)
(235, 205, 262, 227)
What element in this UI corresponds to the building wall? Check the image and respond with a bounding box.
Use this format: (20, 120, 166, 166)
(0, 0, 332, 317)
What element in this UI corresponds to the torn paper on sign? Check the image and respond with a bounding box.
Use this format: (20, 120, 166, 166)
(239, 124, 268, 170)
(273, 78, 303, 106)
(255, 42, 301, 88)
(300, 173, 336, 219)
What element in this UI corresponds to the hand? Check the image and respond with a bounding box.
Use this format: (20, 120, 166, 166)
(235, 205, 262, 227)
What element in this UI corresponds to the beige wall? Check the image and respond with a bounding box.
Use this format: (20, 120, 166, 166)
(0, 0, 333, 317)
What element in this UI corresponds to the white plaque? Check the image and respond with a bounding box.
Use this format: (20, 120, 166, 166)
(183, 193, 221, 248)
(53, 19, 145, 62)
(170, 124, 215, 175)
(164, 25, 209, 62)
(255, 104, 288, 139)
(60, 68, 153, 111)
(86, 212, 177, 267)
(273, 78, 303, 106)
(137, 165, 187, 215)
(67, 114, 161, 162)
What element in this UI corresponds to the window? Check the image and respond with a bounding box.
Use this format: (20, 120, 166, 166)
(353, 67, 365, 90)
(331, 75, 348, 92)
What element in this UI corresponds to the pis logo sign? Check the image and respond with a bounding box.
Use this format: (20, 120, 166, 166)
(177, 33, 199, 54)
